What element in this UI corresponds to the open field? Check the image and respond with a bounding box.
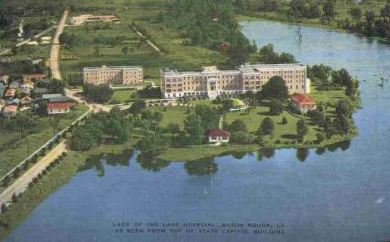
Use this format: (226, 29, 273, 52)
(0, 104, 89, 178)
(60, 6, 226, 85)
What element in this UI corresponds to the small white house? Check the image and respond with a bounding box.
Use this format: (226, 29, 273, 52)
(208, 129, 231, 143)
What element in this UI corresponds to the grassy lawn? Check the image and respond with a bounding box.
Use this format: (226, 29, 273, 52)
(225, 106, 318, 144)
(148, 106, 189, 129)
(0, 104, 89, 178)
(158, 144, 257, 161)
(110, 89, 136, 103)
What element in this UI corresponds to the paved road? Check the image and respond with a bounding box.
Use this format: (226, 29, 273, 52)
(0, 141, 67, 207)
(50, 10, 69, 80)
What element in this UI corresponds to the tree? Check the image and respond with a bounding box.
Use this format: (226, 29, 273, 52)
(229, 119, 247, 133)
(260, 76, 289, 100)
(230, 131, 256, 144)
(184, 114, 205, 144)
(282, 116, 288, 125)
(323, 0, 336, 20)
(269, 99, 284, 115)
(83, 84, 113, 103)
(259, 117, 274, 136)
(167, 122, 180, 141)
(350, 7, 362, 21)
(296, 119, 308, 142)
(129, 100, 147, 116)
(334, 114, 350, 134)
(316, 133, 325, 144)
(335, 99, 352, 118)
(122, 46, 129, 55)
(154, 112, 163, 123)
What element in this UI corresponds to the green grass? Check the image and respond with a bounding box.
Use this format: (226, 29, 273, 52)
(0, 104, 89, 178)
(225, 106, 318, 143)
(148, 106, 189, 129)
(110, 89, 136, 103)
(158, 144, 257, 161)
(60, 8, 227, 84)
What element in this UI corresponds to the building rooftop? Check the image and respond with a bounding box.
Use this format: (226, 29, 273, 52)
(239, 63, 306, 73)
(47, 102, 72, 110)
(83, 65, 142, 71)
(290, 93, 315, 105)
(208, 129, 231, 138)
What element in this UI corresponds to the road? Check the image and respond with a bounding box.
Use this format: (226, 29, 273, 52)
(50, 10, 69, 80)
(65, 88, 131, 113)
(0, 141, 67, 207)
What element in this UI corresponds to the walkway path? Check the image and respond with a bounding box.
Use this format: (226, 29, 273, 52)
(50, 10, 68, 80)
(0, 141, 67, 207)
(130, 24, 161, 53)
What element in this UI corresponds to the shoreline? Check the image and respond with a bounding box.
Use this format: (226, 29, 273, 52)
(236, 14, 389, 44)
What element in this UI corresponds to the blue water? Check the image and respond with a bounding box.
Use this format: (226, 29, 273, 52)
(5, 21, 390, 242)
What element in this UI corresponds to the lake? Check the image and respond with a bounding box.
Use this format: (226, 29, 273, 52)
(5, 20, 390, 242)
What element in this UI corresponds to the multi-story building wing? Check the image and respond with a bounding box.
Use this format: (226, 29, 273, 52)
(83, 65, 143, 86)
(161, 64, 308, 99)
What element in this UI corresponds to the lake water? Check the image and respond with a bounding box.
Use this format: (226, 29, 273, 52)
(6, 21, 390, 242)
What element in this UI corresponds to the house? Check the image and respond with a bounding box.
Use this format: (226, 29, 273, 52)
(47, 102, 71, 115)
(4, 88, 16, 99)
(22, 73, 46, 83)
(290, 93, 317, 114)
(2, 105, 18, 117)
(208, 129, 231, 143)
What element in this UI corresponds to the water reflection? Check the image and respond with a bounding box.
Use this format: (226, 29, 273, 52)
(78, 149, 133, 177)
(296, 148, 309, 162)
(78, 140, 351, 177)
(184, 158, 218, 176)
(136, 152, 171, 172)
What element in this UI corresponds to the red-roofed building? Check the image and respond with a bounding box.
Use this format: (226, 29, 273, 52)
(47, 102, 71, 115)
(290, 93, 317, 114)
(208, 129, 230, 143)
(2, 105, 18, 117)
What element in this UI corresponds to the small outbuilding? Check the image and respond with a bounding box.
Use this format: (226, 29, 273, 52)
(47, 102, 71, 115)
(208, 129, 231, 143)
(290, 93, 317, 114)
